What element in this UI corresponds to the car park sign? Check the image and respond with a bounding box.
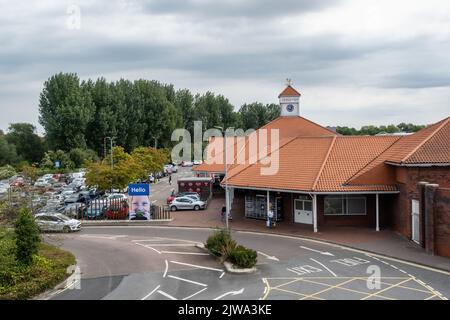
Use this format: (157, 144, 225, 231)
(128, 183, 150, 196)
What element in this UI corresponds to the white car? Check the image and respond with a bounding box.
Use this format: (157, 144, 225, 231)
(182, 161, 193, 167)
(169, 197, 206, 211)
(193, 160, 203, 165)
(35, 213, 81, 233)
(34, 178, 52, 187)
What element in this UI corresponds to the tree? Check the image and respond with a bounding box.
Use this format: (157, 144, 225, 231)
(0, 136, 18, 166)
(40, 150, 75, 170)
(21, 165, 39, 183)
(14, 208, 41, 266)
(39, 73, 95, 151)
(6, 123, 46, 164)
(69, 148, 99, 168)
(131, 147, 169, 176)
(238, 103, 280, 130)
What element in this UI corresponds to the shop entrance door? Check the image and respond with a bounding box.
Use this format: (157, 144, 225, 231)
(294, 199, 313, 224)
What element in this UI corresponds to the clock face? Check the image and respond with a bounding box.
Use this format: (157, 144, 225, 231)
(286, 104, 295, 112)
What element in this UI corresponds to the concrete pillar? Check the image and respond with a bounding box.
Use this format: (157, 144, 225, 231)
(313, 194, 318, 233)
(267, 190, 270, 218)
(424, 183, 439, 255)
(376, 194, 380, 232)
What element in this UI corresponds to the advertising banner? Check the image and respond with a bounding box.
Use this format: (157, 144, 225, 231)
(128, 183, 151, 220)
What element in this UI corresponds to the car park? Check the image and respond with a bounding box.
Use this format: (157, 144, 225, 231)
(35, 213, 81, 233)
(63, 203, 86, 219)
(34, 178, 52, 188)
(84, 204, 107, 220)
(169, 196, 205, 211)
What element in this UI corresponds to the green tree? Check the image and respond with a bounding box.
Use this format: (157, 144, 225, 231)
(21, 165, 39, 183)
(69, 148, 99, 168)
(238, 103, 280, 130)
(39, 73, 95, 151)
(6, 123, 46, 164)
(0, 136, 18, 166)
(14, 208, 41, 266)
(40, 150, 75, 170)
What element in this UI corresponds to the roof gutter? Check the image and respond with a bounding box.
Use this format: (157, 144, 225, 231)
(223, 184, 399, 195)
(385, 161, 450, 167)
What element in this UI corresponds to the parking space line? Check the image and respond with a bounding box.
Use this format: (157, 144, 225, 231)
(167, 275, 208, 287)
(160, 251, 209, 256)
(310, 258, 337, 277)
(141, 285, 160, 300)
(163, 260, 168, 278)
(183, 288, 208, 300)
(157, 290, 177, 300)
(170, 261, 224, 272)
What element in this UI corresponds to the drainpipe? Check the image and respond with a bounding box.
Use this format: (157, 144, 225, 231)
(376, 193, 380, 232)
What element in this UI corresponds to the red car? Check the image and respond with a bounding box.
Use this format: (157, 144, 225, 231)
(11, 177, 25, 187)
(104, 201, 129, 220)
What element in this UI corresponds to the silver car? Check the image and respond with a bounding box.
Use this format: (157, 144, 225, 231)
(35, 213, 81, 233)
(169, 196, 206, 211)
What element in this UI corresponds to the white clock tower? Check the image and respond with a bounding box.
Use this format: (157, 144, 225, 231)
(279, 80, 301, 117)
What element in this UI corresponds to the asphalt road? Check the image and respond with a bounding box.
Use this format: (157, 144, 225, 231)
(149, 166, 195, 206)
(43, 226, 450, 300)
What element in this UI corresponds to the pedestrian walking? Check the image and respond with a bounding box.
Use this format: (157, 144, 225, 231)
(169, 174, 172, 185)
(267, 204, 274, 229)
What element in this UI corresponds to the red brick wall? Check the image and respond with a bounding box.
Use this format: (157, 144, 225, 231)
(393, 167, 450, 240)
(434, 188, 450, 257)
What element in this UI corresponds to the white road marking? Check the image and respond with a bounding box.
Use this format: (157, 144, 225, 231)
(219, 272, 225, 279)
(167, 275, 208, 287)
(163, 260, 168, 278)
(157, 290, 177, 300)
(170, 261, 224, 272)
(300, 246, 334, 256)
(141, 285, 160, 300)
(144, 243, 199, 247)
(237, 231, 450, 275)
(257, 251, 280, 261)
(213, 288, 245, 300)
(160, 251, 209, 256)
(182, 287, 208, 300)
(310, 258, 338, 277)
(135, 242, 161, 254)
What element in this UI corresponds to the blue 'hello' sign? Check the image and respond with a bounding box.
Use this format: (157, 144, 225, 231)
(128, 183, 150, 196)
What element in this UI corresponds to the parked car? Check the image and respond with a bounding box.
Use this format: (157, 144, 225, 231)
(166, 191, 200, 205)
(181, 161, 193, 167)
(63, 203, 86, 219)
(34, 178, 52, 188)
(104, 201, 129, 220)
(35, 213, 81, 233)
(169, 197, 205, 211)
(193, 160, 203, 165)
(84, 204, 107, 220)
(10, 177, 25, 187)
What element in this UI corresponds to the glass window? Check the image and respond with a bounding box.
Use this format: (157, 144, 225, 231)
(324, 196, 344, 215)
(304, 201, 312, 211)
(324, 196, 366, 215)
(295, 200, 303, 211)
(347, 197, 366, 215)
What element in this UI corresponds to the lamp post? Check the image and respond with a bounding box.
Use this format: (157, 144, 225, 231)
(104, 137, 115, 170)
(214, 126, 234, 230)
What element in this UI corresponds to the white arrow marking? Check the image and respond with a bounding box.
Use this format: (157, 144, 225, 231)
(300, 246, 334, 256)
(257, 251, 279, 261)
(213, 288, 245, 300)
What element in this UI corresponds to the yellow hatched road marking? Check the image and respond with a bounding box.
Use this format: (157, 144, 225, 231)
(361, 278, 413, 300)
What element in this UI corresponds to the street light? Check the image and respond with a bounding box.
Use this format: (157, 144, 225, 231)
(104, 137, 115, 170)
(214, 126, 234, 230)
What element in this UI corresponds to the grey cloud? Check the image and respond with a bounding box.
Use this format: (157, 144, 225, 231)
(142, 0, 341, 18)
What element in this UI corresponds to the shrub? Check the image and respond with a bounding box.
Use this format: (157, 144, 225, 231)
(0, 165, 16, 180)
(228, 245, 258, 269)
(205, 228, 232, 257)
(14, 209, 41, 266)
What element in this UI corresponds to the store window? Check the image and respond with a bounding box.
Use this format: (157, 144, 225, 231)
(324, 195, 366, 216)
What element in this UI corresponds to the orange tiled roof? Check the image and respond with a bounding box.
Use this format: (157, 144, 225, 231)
(225, 135, 400, 192)
(278, 85, 301, 97)
(347, 117, 450, 186)
(193, 116, 337, 173)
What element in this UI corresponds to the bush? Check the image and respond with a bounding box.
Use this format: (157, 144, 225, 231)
(14, 209, 41, 266)
(205, 229, 233, 257)
(0, 165, 16, 180)
(228, 245, 258, 269)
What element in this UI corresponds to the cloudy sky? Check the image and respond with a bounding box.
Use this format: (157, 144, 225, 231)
(1, 0, 450, 134)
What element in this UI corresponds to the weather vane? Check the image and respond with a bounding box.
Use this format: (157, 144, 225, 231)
(286, 78, 293, 86)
